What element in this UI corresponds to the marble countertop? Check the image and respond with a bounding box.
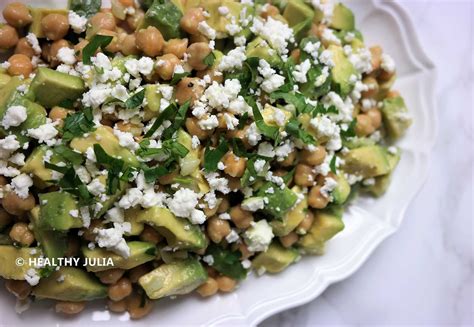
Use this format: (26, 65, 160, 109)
(261, 1, 473, 326)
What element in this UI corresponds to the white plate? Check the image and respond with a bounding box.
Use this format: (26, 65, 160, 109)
(0, 0, 437, 326)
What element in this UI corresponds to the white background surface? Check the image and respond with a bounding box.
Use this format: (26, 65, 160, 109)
(262, 1, 473, 325)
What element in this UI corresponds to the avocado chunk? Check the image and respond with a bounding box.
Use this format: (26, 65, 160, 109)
(70, 126, 140, 168)
(297, 211, 344, 255)
(82, 241, 157, 272)
(135, 206, 207, 250)
(29, 206, 67, 259)
(0, 246, 41, 280)
(143, 84, 162, 120)
(329, 44, 357, 96)
(0, 76, 25, 115)
(201, 0, 246, 38)
(246, 37, 282, 67)
(365, 147, 401, 197)
(21, 146, 59, 188)
(271, 186, 307, 236)
(138, 258, 207, 299)
(33, 267, 107, 301)
(381, 96, 412, 140)
(332, 174, 351, 205)
(141, 0, 183, 40)
(29, 8, 69, 38)
(29, 68, 85, 108)
(343, 145, 391, 178)
(283, 0, 314, 41)
(256, 182, 299, 218)
(177, 129, 200, 176)
(124, 208, 145, 236)
(330, 3, 355, 30)
(252, 242, 299, 273)
(0, 73, 11, 88)
(39, 192, 82, 231)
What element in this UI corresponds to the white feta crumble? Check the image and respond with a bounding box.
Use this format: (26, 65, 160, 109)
(27, 121, 58, 144)
(137, 57, 154, 75)
(244, 220, 274, 252)
(202, 255, 214, 265)
(242, 197, 265, 212)
(198, 115, 219, 130)
(251, 17, 294, 54)
(258, 59, 285, 93)
(118, 188, 143, 209)
(381, 53, 396, 73)
(191, 135, 200, 149)
(69, 209, 79, 218)
(68, 11, 88, 33)
(218, 46, 246, 72)
(198, 21, 217, 39)
(167, 188, 200, 218)
(1, 105, 27, 129)
(94, 222, 131, 258)
(113, 128, 139, 151)
(57, 47, 77, 65)
(25, 33, 41, 54)
(0, 135, 20, 159)
(11, 173, 33, 199)
(292, 59, 311, 83)
(320, 177, 338, 198)
(253, 159, 266, 173)
(225, 229, 240, 243)
(24, 268, 40, 286)
(86, 178, 106, 196)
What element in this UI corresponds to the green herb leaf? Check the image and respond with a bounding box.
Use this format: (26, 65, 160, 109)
(237, 112, 248, 130)
(54, 145, 84, 165)
(161, 101, 190, 139)
(203, 138, 229, 172)
(330, 155, 337, 174)
(125, 88, 145, 109)
(341, 118, 357, 141)
(203, 51, 216, 67)
(170, 71, 191, 86)
(143, 103, 177, 138)
(285, 119, 316, 145)
(82, 35, 113, 65)
(93, 144, 127, 195)
(45, 163, 93, 204)
(206, 244, 248, 280)
(142, 164, 171, 184)
(62, 107, 95, 142)
(246, 97, 280, 142)
(69, 0, 101, 18)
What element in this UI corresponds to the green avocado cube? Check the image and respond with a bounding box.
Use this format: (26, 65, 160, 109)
(330, 3, 355, 31)
(270, 186, 307, 237)
(257, 183, 299, 218)
(252, 242, 299, 274)
(329, 44, 357, 96)
(33, 267, 107, 301)
(343, 145, 391, 178)
(141, 0, 183, 40)
(332, 174, 351, 205)
(135, 206, 207, 250)
(381, 96, 412, 140)
(297, 211, 344, 255)
(29, 68, 85, 108)
(0, 245, 42, 280)
(29, 206, 67, 259)
(138, 259, 207, 299)
(39, 192, 82, 231)
(82, 241, 157, 272)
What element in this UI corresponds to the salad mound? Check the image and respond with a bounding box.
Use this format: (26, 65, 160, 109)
(0, 0, 411, 318)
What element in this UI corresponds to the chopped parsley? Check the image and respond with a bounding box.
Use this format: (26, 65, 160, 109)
(82, 35, 113, 65)
(206, 244, 248, 280)
(61, 107, 95, 142)
(203, 138, 229, 172)
(125, 88, 145, 109)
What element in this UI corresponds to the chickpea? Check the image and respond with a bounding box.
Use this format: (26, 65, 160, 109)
(308, 185, 329, 209)
(120, 33, 139, 56)
(90, 12, 116, 32)
(226, 176, 241, 191)
(216, 276, 237, 292)
(184, 117, 209, 140)
(384, 90, 399, 99)
(163, 38, 188, 59)
(0, 208, 13, 228)
(236, 242, 251, 259)
(217, 197, 229, 214)
(366, 108, 382, 129)
(176, 77, 204, 106)
(300, 146, 326, 166)
(2, 192, 35, 216)
(207, 217, 231, 243)
(180, 8, 205, 35)
(155, 53, 180, 80)
(5, 280, 31, 300)
(261, 4, 280, 19)
(290, 48, 301, 63)
(0, 176, 8, 186)
(73, 39, 89, 61)
(14, 38, 35, 58)
(97, 29, 120, 53)
(126, 8, 144, 30)
(108, 277, 133, 302)
(222, 152, 246, 178)
(116, 120, 143, 137)
(379, 68, 395, 82)
(297, 211, 314, 235)
(294, 164, 316, 187)
(81, 219, 103, 242)
(279, 232, 298, 248)
(186, 42, 212, 71)
(361, 76, 379, 99)
(128, 264, 151, 283)
(96, 268, 125, 285)
(136, 26, 164, 57)
(49, 106, 71, 127)
(203, 200, 220, 217)
(369, 46, 382, 71)
(9, 223, 34, 246)
(127, 293, 153, 320)
(3, 3, 32, 28)
(41, 14, 69, 41)
(55, 301, 86, 315)
(0, 25, 19, 50)
(229, 205, 253, 229)
(108, 298, 127, 313)
(310, 23, 325, 38)
(49, 39, 71, 64)
(355, 113, 375, 137)
(119, 0, 135, 6)
(196, 277, 218, 297)
(139, 225, 161, 244)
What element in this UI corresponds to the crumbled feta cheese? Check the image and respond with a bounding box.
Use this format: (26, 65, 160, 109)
(27, 121, 58, 144)
(0, 135, 20, 159)
(24, 268, 40, 286)
(381, 53, 396, 73)
(202, 255, 214, 265)
(57, 47, 76, 65)
(94, 222, 131, 258)
(11, 174, 33, 199)
(69, 209, 79, 218)
(167, 188, 200, 218)
(137, 57, 154, 75)
(320, 177, 338, 198)
(1, 105, 27, 129)
(205, 172, 230, 194)
(253, 159, 266, 173)
(191, 135, 200, 149)
(118, 188, 143, 209)
(113, 128, 139, 151)
(198, 21, 217, 39)
(218, 46, 246, 72)
(244, 220, 274, 252)
(87, 178, 106, 196)
(198, 115, 219, 130)
(111, 84, 129, 102)
(246, 122, 262, 146)
(292, 59, 311, 84)
(251, 17, 294, 54)
(257, 142, 275, 157)
(225, 229, 239, 243)
(242, 197, 265, 212)
(68, 11, 88, 33)
(25, 33, 41, 54)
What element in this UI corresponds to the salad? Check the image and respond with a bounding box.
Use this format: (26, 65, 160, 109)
(0, 0, 412, 319)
